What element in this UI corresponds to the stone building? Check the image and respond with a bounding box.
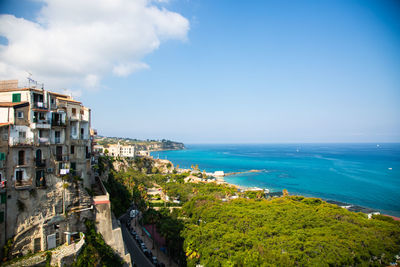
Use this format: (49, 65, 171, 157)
(0, 80, 94, 257)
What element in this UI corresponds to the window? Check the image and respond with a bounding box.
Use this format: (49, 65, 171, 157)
(71, 145, 75, 154)
(19, 131, 26, 138)
(18, 150, 25, 165)
(1, 192, 6, 204)
(71, 126, 77, 136)
(12, 93, 21, 103)
(17, 111, 24, 119)
(16, 170, 23, 182)
(0, 152, 5, 161)
(80, 128, 84, 136)
(39, 113, 45, 120)
(72, 108, 76, 115)
(0, 211, 4, 223)
(80, 110, 84, 115)
(39, 130, 43, 138)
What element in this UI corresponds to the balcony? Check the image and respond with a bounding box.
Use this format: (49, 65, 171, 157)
(15, 179, 32, 190)
(31, 121, 51, 129)
(10, 137, 34, 147)
(56, 154, 69, 162)
(80, 113, 89, 122)
(36, 137, 50, 145)
(35, 158, 46, 168)
(70, 114, 79, 121)
(51, 120, 66, 127)
(70, 169, 82, 177)
(33, 102, 47, 109)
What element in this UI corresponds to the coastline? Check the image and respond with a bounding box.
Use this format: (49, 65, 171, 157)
(150, 145, 400, 218)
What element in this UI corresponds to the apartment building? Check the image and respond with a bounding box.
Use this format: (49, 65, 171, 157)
(0, 80, 93, 255)
(96, 143, 135, 158)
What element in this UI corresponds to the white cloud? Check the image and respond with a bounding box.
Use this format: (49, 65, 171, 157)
(0, 0, 189, 91)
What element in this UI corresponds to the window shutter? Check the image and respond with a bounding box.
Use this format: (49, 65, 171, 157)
(0, 193, 6, 204)
(12, 93, 21, 103)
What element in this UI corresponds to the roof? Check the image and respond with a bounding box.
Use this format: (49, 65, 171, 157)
(0, 122, 11, 127)
(56, 97, 81, 104)
(0, 87, 43, 93)
(0, 102, 29, 108)
(49, 91, 69, 98)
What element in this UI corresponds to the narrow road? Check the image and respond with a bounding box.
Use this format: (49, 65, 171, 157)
(120, 214, 153, 267)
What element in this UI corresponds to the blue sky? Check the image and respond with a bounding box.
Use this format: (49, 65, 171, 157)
(1, 0, 399, 143)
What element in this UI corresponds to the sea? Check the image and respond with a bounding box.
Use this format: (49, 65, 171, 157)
(151, 143, 400, 217)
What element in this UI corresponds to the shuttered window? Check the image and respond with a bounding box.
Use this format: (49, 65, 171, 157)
(0, 193, 6, 204)
(0, 152, 5, 161)
(12, 93, 21, 103)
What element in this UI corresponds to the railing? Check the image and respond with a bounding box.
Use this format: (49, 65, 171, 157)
(37, 137, 50, 145)
(56, 154, 69, 162)
(15, 179, 32, 189)
(52, 121, 66, 127)
(35, 158, 46, 168)
(10, 137, 34, 146)
(33, 102, 47, 109)
(80, 113, 89, 121)
(70, 114, 79, 121)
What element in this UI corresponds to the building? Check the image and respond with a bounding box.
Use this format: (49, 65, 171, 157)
(97, 142, 135, 158)
(0, 80, 94, 256)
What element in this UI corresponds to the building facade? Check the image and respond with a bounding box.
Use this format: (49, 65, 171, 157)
(0, 80, 94, 256)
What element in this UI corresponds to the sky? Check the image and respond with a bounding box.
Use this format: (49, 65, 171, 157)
(0, 0, 399, 143)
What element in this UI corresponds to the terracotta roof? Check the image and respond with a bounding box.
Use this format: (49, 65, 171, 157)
(56, 97, 81, 104)
(0, 88, 43, 93)
(49, 91, 69, 98)
(0, 122, 11, 127)
(0, 101, 29, 107)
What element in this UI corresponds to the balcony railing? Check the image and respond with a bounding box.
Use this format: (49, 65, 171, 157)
(56, 154, 69, 162)
(51, 120, 66, 127)
(35, 158, 46, 168)
(36, 137, 50, 145)
(15, 179, 32, 190)
(33, 102, 47, 109)
(10, 137, 34, 146)
(31, 121, 51, 129)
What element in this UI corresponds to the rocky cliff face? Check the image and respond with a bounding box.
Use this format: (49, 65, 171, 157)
(135, 140, 184, 152)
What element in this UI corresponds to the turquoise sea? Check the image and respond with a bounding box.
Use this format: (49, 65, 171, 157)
(151, 143, 400, 217)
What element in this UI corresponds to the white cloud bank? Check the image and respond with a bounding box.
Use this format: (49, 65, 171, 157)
(0, 0, 189, 91)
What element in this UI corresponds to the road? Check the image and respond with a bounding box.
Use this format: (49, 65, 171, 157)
(120, 213, 154, 267)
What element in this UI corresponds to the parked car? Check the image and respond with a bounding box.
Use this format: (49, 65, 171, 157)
(152, 256, 158, 265)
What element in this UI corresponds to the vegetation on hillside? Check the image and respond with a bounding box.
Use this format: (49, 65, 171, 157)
(73, 220, 124, 267)
(97, 156, 400, 266)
